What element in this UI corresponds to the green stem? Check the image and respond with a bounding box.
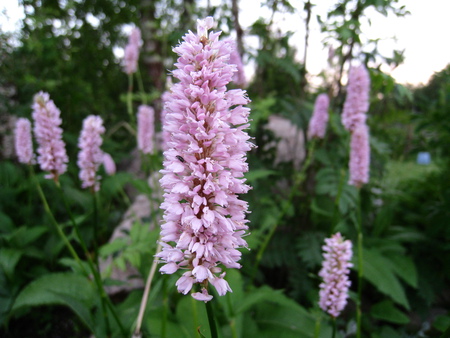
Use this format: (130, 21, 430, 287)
(128, 73, 135, 124)
(92, 191, 111, 337)
(205, 298, 218, 338)
(331, 169, 346, 234)
(134, 242, 162, 337)
(356, 189, 363, 338)
(136, 68, 148, 105)
(250, 140, 316, 285)
(314, 313, 320, 338)
(191, 297, 200, 338)
(55, 183, 126, 336)
(332, 316, 336, 338)
(31, 168, 85, 273)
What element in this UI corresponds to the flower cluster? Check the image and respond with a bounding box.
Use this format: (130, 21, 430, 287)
(307, 93, 330, 139)
(77, 115, 105, 191)
(228, 39, 246, 87)
(341, 65, 370, 132)
(157, 17, 253, 302)
(14, 118, 34, 165)
(32, 92, 68, 181)
(123, 27, 142, 75)
(342, 64, 371, 187)
(137, 105, 155, 154)
(348, 123, 370, 187)
(102, 152, 116, 176)
(319, 233, 353, 318)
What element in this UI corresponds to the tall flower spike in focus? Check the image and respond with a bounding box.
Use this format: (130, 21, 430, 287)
(77, 115, 105, 192)
(32, 92, 68, 181)
(15, 117, 34, 165)
(348, 123, 370, 187)
(137, 105, 155, 155)
(341, 64, 370, 132)
(158, 17, 253, 302)
(319, 233, 353, 318)
(123, 27, 142, 75)
(308, 93, 330, 139)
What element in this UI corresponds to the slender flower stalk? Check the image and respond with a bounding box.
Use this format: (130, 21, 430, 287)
(341, 64, 370, 132)
(32, 92, 68, 181)
(157, 17, 253, 302)
(123, 27, 142, 75)
(102, 152, 116, 176)
(318, 233, 353, 318)
(77, 115, 105, 192)
(348, 123, 370, 187)
(137, 105, 155, 155)
(308, 93, 330, 139)
(15, 118, 34, 165)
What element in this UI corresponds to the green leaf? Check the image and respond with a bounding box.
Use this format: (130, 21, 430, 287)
(370, 300, 410, 324)
(356, 248, 410, 309)
(433, 314, 450, 332)
(244, 169, 277, 183)
(11, 273, 97, 332)
(388, 255, 418, 288)
(0, 248, 23, 280)
(99, 238, 128, 257)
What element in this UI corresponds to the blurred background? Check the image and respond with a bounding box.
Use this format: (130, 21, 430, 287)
(1, 0, 450, 337)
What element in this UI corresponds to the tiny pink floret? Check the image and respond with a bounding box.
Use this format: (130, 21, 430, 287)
(157, 17, 253, 302)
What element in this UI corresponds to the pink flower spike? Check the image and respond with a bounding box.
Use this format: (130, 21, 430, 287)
(342, 64, 370, 132)
(102, 153, 116, 176)
(123, 27, 142, 75)
(77, 115, 105, 192)
(158, 17, 253, 302)
(137, 105, 155, 154)
(15, 118, 34, 165)
(319, 233, 353, 318)
(308, 93, 330, 139)
(348, 123, 370, 188)
(227, 39, 246, 87)
(32, 92, 68, 181)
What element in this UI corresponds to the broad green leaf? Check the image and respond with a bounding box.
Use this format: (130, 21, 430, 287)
(99, 238, 128, 257)
(176, 295, 210, 338)
(12, 272, 96, 311)
(370, 300, 409, 324)
(433, 314, 450, 332)
(11, 273, 97, 332)
(388, 255, 418, 288)
(0, 212, 14, 233)
(356, 248, 410, 309)
(244, 169, 277, 183)
(0, 248, 23, 280)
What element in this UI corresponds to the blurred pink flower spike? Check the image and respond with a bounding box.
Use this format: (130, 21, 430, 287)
(308, 93, 330, 139)
(77, 115, 105, 192)
(348, 123, 370, 188)
(137, 105, 155, 155)
(32, 92, 68, 181)
(123, 27, 142, 75)
(102, 153, 116, 176)
(15, 118, 34, 165)
(342, 64, 370, 132)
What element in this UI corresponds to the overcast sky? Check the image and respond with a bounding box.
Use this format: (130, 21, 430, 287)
(1, 0, 449, 86)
